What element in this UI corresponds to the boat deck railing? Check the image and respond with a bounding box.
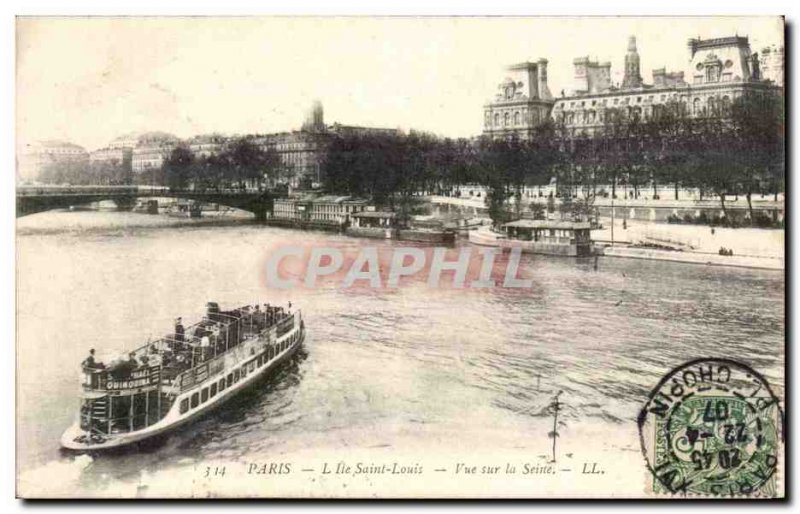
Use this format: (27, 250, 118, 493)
(81, 307, 300, 393)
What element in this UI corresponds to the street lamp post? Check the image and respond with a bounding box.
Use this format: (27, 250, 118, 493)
(611, 195, 615, 246)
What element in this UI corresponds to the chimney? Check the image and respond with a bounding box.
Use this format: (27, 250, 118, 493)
(537, 59, 552, 100)
(527, 65, 539, 100)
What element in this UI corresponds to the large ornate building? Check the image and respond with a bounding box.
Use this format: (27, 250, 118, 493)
(551, 35, 781, 136)
(484, 35, 783, 140)
(482, 60, 554, 139)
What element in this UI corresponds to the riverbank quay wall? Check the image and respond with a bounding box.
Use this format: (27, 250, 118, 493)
(593, 199, 784, 224)
(428, 195, 784, 224)
(599, 245, 784, 271)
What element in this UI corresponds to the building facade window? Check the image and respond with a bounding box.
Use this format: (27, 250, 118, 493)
(708, 96, 717, 115)
(706, 64, 721, 83)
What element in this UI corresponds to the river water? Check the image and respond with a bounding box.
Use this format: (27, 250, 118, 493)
(16, 210, 785, 497)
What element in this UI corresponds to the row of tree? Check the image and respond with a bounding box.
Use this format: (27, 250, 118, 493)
(160, 138, 283, 191)
(36, 137, 286, 191)
(320, 92, 784, 226)
(34, 93, 783, 227)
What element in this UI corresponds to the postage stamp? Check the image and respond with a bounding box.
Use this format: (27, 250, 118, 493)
(638, 358, 784, 497)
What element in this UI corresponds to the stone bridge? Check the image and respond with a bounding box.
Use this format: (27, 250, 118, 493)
(16, 185, 276, 220)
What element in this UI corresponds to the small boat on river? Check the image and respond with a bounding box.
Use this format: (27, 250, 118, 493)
(469, 219, 594, 257)
(60, 302, 304, 451)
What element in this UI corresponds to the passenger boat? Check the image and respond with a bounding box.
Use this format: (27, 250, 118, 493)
(60, 302, 305, 451)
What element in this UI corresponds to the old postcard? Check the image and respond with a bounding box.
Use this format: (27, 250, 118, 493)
(15, 16, 785, 499)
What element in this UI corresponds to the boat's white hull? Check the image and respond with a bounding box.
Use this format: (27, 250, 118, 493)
(468, 225, 591, 256)
(61, 322, 304, 451)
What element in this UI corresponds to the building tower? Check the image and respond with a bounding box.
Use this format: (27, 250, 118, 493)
(302, 100, 325, 132)
(622, 36, 643, 89)
(482, 60, 555, 140)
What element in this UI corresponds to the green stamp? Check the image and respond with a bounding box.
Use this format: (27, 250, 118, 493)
(638, 359, 783, 497)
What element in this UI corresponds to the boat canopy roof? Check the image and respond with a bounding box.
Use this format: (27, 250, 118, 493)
(502, 219, 592, 230)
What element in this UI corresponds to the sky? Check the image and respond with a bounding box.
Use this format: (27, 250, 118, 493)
(16, 16, 783, 151)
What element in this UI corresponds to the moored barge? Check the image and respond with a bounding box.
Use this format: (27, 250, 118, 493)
(469, 219, 594, 256)
(60, 302, 304, 451)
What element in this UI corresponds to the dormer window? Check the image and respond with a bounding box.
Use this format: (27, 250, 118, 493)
(703, 54, 722, 82)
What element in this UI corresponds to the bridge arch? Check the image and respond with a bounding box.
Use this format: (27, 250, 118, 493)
(16, 186, 275, 220)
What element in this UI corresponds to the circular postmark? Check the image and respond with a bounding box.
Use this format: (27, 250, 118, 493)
(638, 358, 783, 497)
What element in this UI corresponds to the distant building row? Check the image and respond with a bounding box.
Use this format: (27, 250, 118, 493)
(483, 35, 784, 139)
(17, 102, 400, 186)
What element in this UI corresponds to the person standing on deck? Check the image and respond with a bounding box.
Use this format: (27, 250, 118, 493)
(82, 349, 104, 370)
(253, 305, 263, 331)
(175, 318, 185, 343)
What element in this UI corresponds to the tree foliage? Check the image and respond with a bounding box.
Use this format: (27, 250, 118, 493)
(162, 137, 282, 191)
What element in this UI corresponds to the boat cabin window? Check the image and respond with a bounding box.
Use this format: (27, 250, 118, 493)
(234, 369, 240, 383)
(191, 392, 199, 408)
(257, 355, 263, 367)
(227, 373, 233, 387)
(201, 388, 209, 403)
(219, 378, 226, 391)
(180, 398, 189, 414)
(210, 383, 217, 397)
(249, 361, 256, 373)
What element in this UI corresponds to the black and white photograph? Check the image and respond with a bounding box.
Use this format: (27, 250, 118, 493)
(13, 15, 785, 499)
